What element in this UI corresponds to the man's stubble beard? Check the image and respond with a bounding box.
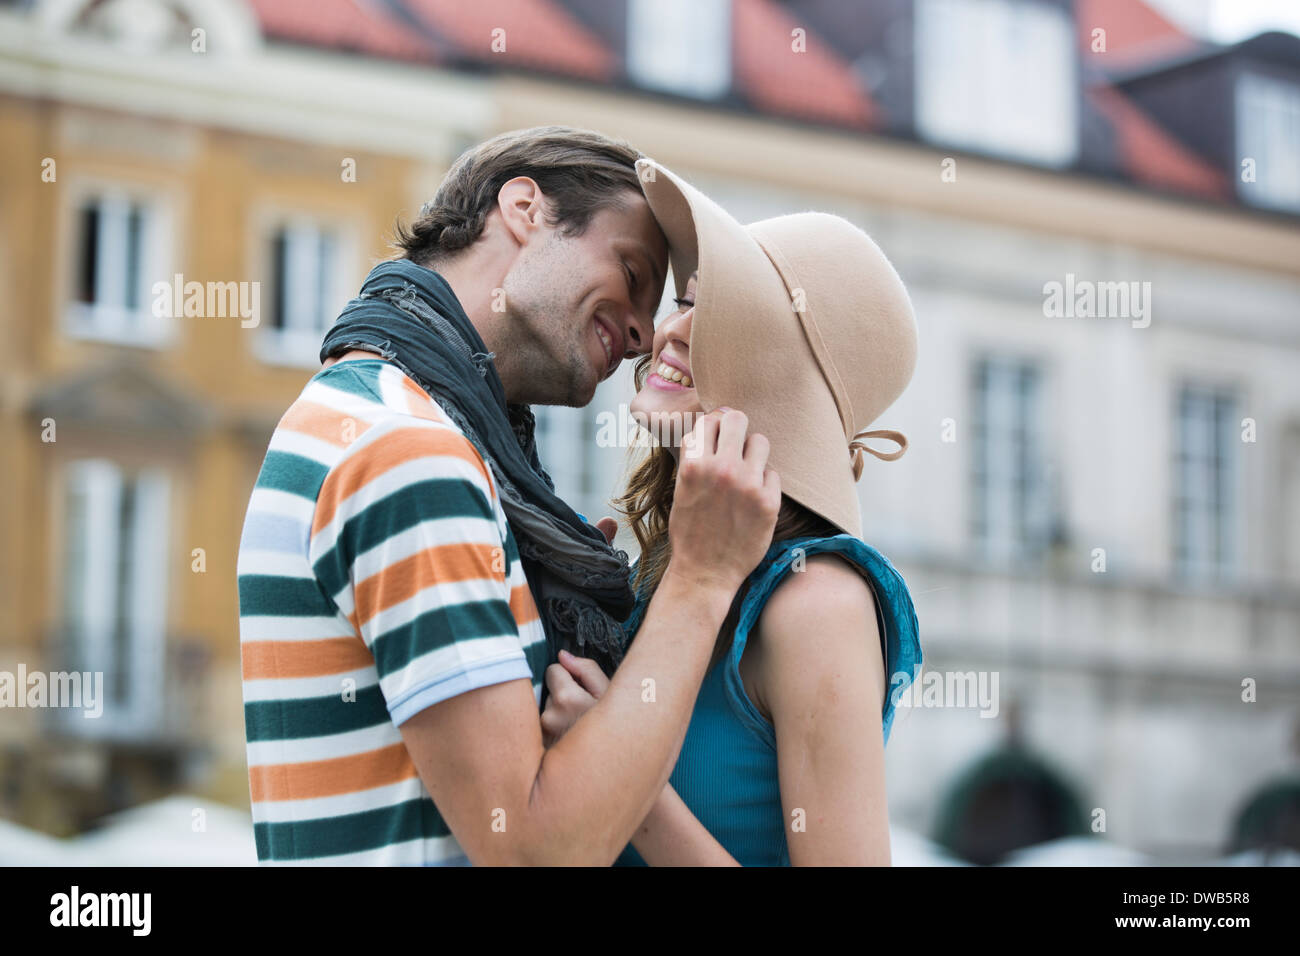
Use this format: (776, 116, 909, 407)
(500, 241, 600, 409)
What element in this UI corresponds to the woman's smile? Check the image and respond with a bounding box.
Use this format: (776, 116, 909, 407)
(647, 359, 693, 391)
(631, 274, 702, 434)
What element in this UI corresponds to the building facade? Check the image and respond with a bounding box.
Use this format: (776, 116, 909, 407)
(1, 0, 1297, 860)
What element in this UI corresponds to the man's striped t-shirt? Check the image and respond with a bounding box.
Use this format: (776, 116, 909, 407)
(237, 358, 548, 865)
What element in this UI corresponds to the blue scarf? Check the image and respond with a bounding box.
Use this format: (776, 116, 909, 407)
(320, 259, 634, 681)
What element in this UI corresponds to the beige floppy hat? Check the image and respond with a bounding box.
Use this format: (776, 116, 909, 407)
(636, 158, 917, 539)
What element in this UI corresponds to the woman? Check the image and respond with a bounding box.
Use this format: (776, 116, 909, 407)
(542, 159, 923, 865)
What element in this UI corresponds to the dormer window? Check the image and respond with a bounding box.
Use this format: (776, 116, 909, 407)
(1236, 72, 1300, 213)
(627, 0, 731, 100)
(915, 0, 1079, 167)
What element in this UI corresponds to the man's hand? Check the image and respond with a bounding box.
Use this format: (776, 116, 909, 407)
(668, 408, 781, 592)
(540, 651, 609, 747)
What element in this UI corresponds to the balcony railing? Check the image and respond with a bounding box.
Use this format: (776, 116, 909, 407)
(40, 627, 214, 748)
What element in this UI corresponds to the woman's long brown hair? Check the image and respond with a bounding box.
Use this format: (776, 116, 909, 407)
(613, 354, 840, 671)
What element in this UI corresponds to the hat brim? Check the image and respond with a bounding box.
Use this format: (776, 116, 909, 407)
(635, 158, 864, 538)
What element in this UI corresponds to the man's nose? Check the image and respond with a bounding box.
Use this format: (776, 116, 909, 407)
(622, 312, 653, 357)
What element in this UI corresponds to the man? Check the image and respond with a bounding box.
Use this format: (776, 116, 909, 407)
(237, 126, 780, 865)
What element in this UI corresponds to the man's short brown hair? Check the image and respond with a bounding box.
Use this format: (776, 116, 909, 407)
(394, 126, 645, 265)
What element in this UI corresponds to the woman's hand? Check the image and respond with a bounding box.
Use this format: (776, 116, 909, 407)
(541, 650, 611, 747)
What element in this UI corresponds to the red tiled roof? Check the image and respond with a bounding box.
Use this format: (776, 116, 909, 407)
(1077, 0, 1225, 200)
(733, 0, 880, 129)
(401, 0, 616, 81)
(248, 0, 433, 63)
(1076, 0, 1202, 67)
(1087, 84, 1228, 200)
(245, 0, 1235, 208)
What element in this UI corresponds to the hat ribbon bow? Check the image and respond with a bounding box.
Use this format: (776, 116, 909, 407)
(849, 428, 907, 479)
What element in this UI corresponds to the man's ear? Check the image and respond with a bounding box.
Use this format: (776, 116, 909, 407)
(496, 176, 545, 247)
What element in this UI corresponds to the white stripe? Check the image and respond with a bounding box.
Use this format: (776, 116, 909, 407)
(242, 664, 377, 703)
(236, 548, 315, 578)
(251, 775, 427, 825)
(503, 556, 531, 590)
(246, 720, 399, 767)
(301, 378, 392, 421)
(517, 620, 546, 649)
(266, 833, 468, 867)
(269, 427, 348, 467)
(378, 640, 529, 705)
(247, 486, 317, 526)
(310, 443, 492, 558)
(378, 363, 420, 414)
(359, 574, 511, 639)
(239, 613, 355, 643)
(379, 365, 458, 430)
(347, 514, 502, 586)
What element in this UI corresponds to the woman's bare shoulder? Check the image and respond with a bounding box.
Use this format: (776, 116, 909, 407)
(746, 551, 886, 729)
(760, 552, 878, 633)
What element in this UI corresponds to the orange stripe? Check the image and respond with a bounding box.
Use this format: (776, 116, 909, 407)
(400, 375, 451, 424)
(280, 400, 371, 449)
(509, 582, 540, 626)
(241, 637, 373, 681)
(249, 742, 417, 802)
(353, 542, 503, 626)
(313, 425, 492, 535)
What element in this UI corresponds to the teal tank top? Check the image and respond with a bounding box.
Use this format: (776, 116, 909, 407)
(614, 534, 922, 866)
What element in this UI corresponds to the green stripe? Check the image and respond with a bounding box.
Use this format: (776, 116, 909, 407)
(238, 574, 335, 617)
(255, 797, 452, 860)
(370, 599, 520, 679)
(244, 683, 390, 742)
(314, 478, 498, 597)
(523, 634, 549, 686)
(315, 361, 386, 401)
(257, 451, 329, 495)
(502, 525, 521, 566)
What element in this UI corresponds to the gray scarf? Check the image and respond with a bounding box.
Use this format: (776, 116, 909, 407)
(320, 260, 634, 685)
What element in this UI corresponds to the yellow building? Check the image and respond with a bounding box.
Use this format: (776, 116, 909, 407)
(0, 1, 469, 832)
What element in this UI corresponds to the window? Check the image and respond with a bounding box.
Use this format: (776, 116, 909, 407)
(59, 460, 170, 734)
(971, 357, 1049, 559)
(627, 0, 730, 100)
(915, 0, 1079, 166)
(534, 404, 588, 507)
(257, 221, 348, 367)
(1173, 384, 1237, 580)
(533, 403, 614, 523)
(533, 376, 632, 527)
(1236, 72, 1300, 213)
(1282, 424, 1300, 586)
(67, 191, 170, 345)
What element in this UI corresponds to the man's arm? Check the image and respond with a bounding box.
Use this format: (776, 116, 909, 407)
(398, 408, 779, 865)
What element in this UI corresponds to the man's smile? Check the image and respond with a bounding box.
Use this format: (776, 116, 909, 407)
(593, 315, 624, 377)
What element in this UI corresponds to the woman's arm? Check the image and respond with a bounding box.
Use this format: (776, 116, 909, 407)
(544, 549, 891, 866)
(751, 554, 891, 865)
(626, 783, 740, 866)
